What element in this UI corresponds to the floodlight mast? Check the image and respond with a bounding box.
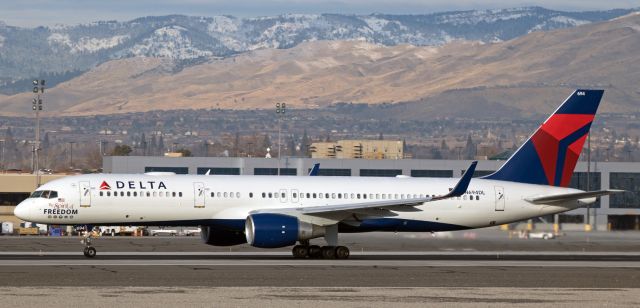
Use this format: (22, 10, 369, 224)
(275, 102, 286, 176)
(32, 79, 44, 188)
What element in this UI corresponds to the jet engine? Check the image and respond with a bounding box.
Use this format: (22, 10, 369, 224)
(245, 213, 325, 248)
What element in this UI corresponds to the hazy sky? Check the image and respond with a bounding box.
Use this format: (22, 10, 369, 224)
(1, 0, 638, 27)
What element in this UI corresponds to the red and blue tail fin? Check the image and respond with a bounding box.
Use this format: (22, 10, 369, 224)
(483, 89, 604, 187)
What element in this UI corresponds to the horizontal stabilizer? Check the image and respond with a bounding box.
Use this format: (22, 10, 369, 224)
(525, 190, 624, 205)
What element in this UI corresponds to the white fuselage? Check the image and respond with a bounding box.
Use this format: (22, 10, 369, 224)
(15, 173, 590, 232)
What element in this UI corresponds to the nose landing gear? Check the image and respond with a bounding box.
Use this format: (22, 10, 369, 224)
(81, 229, 98, 258)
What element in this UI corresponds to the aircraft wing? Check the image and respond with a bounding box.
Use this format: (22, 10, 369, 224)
(524, 189, 624, 205)
(251, 161, 477, 220)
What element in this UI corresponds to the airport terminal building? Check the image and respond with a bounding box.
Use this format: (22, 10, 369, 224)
(103, 156, 640, 231)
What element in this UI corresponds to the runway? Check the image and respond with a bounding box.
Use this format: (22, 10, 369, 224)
(2, 232, 640, 306)
(0, 251, 639, 288)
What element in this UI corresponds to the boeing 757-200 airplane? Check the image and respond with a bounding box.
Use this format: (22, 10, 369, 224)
(14, 89, 621, 259)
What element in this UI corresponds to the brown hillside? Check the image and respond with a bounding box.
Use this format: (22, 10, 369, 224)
(0, 13, 639, 117)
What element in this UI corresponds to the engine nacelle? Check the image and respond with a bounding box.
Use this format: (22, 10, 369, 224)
(200, 225, 247, 246)
(245, 213, 325, 248)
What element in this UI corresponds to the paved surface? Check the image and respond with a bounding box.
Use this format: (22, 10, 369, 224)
(2, 230, 640, 306)
(2, 287, 639, 308)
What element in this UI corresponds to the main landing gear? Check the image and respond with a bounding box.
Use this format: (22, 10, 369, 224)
(292, 244, 350, 259)
(81, 230, 97, 258)
(292, 225, 350, 259)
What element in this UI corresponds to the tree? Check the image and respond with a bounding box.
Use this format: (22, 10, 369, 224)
(262, 134, 271, 150)
(140, 133, 147, 156)
(176, 148, 192, 157)
(111, 144, 132, 156)
(288, 135, 297, 156)
(301, 129, 310, 157)
(150, 135, 157, 155)
(158, 135, 165, 154)
(464, 134, 475, 159)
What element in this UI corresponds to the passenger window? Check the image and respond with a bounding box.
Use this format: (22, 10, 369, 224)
(331, 193, 336, 199)
(319, 193, 323, 199)
(224, 192, 228, 198)
(369, 194, 374, 199)
(325, 193, 329, 199)
(313, 193, 317, 198)
(249, 192, 254, 198)
(376, 194, 380, 199)
(127, 191, 131, 197)
(363, 194, 367, 199)
(338, 193, 342, 199)
(268, 192, 272, 198)
(106, 191, 111, 197)
(172, 192, 176, 197)
(476, 196, 480, 200)
(153, 192, 157, 197)
(293, 193, 297, 198)
(133, 192, 137, 197)
(262, 192, 266, 198)
(159, 192, 164, 197)
(146, 192, 151, 197)
(306, 193, 311, 198)
(99, 191, 103, 197)
(357, 194, 361, 199)
(236, 192, 240, 198)
(351, 193, 355, 199)
(211, 192, 215, 197)
(281, 193, 285, 198)
(179, 192, 183, 197)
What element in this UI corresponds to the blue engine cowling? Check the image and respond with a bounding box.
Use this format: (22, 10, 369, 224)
(245, 213, 300, 248)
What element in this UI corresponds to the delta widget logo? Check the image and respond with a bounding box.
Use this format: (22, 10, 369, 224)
(100, 181, 111, 190)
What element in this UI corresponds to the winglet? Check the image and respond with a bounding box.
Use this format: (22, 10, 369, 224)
(434, 161, 476, 200)
(308, 163, 320, 176)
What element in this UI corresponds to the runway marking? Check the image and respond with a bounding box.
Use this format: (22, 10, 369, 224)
(3, 251, 640, 256)
(0, 259, 639, 267)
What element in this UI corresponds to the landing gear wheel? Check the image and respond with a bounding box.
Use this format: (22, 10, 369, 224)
(308, 245, 322, 259)
(292, 245, 309, 258)
(84, 246, 97, 258)
(335, 246, 350, 259)
(321, 246, 336, 259)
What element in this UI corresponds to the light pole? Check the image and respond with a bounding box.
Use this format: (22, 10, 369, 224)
(68, 141, 75, 170)
(276, 103, 286, 176)
(32, 79, 44, 187)
(0, 139, 4, 173)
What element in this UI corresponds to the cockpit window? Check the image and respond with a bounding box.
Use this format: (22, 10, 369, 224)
(30, 191, 43, 198)
(29, 190, 58, 199)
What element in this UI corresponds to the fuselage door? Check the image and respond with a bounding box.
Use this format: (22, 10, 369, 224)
(494, 186, 505, 211)
(279, 189, 288, 203)
(79, 181, 91, 208)
(194, 182, 205, 208)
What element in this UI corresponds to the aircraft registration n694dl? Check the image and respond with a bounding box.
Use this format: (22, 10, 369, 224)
(14, 89, 622, 259)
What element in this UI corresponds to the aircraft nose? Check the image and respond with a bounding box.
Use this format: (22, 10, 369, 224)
(14, 200, 32, 221)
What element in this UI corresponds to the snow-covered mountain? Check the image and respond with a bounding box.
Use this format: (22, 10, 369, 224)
(0, 7, 636, 87)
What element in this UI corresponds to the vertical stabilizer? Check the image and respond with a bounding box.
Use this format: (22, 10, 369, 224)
(483, 89, 604, 187)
